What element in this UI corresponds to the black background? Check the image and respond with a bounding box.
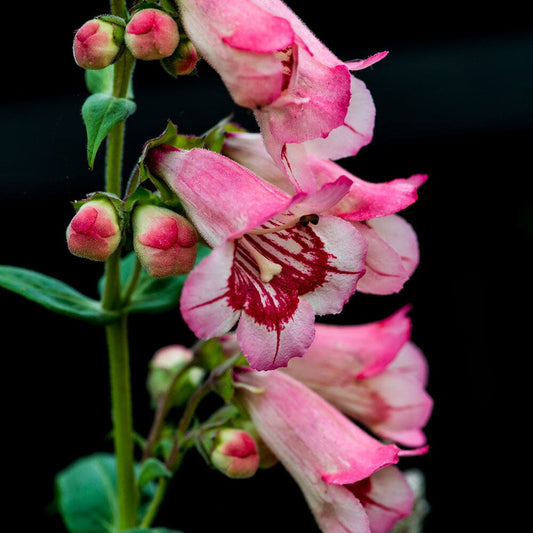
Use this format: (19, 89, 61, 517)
(2, 1, 531, 531)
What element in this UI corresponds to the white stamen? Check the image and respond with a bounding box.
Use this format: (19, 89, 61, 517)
(240, 239, 282, 283)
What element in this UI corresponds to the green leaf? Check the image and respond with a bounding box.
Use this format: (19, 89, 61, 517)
(56, 454, 119, 533)
(0, 266, 119, 325)
(136, 458, 172, 492)
(56, 454, 158, 533)
(82, 93, 136, 169)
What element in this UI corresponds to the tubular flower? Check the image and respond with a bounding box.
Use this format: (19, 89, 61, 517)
(282, 307, 433, 447)
(146, 145, 367, 371)
(223, 131, 426, 294)
(175, 0, 385, 161)
(234, 367, 419, 532)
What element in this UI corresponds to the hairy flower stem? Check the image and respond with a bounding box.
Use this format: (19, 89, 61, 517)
(101, 8, 139, 527)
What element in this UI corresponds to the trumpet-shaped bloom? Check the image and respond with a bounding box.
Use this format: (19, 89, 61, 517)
(234, 367, 416, 532)
(223, 131, 426, 294)
(176, 0, 384, 161)
(147, 145, 367, 370)
(283, 307, 433, 447)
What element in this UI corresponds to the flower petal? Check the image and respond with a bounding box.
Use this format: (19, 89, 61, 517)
(176, 0, 294, 108)
(147, 145, 292, 246)
(354, 215, 419, 295)
(234, 368, 401, 484)
(345, 51, 389, 71)
(348, 466, 414, 533)
(300, 215, 367, 315)
(180, 241, 240, 339)
(236, 296, 315, 370)
(303, 75, 376, 160)
(258, 49, 352, 145)
(310, 163, 428, 221)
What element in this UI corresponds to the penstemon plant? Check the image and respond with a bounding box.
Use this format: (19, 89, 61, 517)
(0, 0, 433, 532)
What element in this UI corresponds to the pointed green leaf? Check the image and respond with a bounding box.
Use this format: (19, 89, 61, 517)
(82, 93, 136, 169)
(0, 265, 119, 325)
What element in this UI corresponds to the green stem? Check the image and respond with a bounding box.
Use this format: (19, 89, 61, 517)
(101, 13, 138, 527)
(106, 51, 135, 197)
(139, 477, 168, 529)
(106, 315, 138, 530)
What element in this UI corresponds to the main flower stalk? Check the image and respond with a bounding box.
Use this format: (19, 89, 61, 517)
(102, 1, 138, 526)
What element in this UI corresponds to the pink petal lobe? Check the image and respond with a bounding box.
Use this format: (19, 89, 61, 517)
(348, 466, 414, 533)
(345, 51, 389, 71)
(354, 215, 419, 295)
(180, 241, 240, 339)
(236, 297, 315, 370)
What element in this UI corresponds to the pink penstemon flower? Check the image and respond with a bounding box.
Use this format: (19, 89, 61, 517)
(146, 144, 367, 371)
(282, 306, 433, 447)
(234, 367, 425, 532)
(175, 0, 386, 162)
(223, 131, 426, 294)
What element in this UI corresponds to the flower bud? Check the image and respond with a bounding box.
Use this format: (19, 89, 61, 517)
(209, 428, 259, 479)
(236, 419, 278, 469)
(125, 9, 179, 61)
(133, 205, 197, 278)
(147, 345, 204, 407)
(66, 199, 121, 261)
(162, 38, 199, 76)
(73, 18, 124, 70)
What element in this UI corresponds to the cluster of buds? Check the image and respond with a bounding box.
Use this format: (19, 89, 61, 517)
(66, 197, 198, 280)
(73, 8, 198, 74)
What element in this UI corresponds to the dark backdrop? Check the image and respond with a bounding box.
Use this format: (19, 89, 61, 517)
(2, 1, 531, 531)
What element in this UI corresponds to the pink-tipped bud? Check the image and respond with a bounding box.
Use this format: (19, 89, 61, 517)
(210, 428, 259, 479)
(66, 199, 121, 261)
(73, 19, 124, 70)
(133, 205, 197, 278)
(162, 39, 199, 76)
(125, 9, 179, 61)
(147, 345, 205, 406)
